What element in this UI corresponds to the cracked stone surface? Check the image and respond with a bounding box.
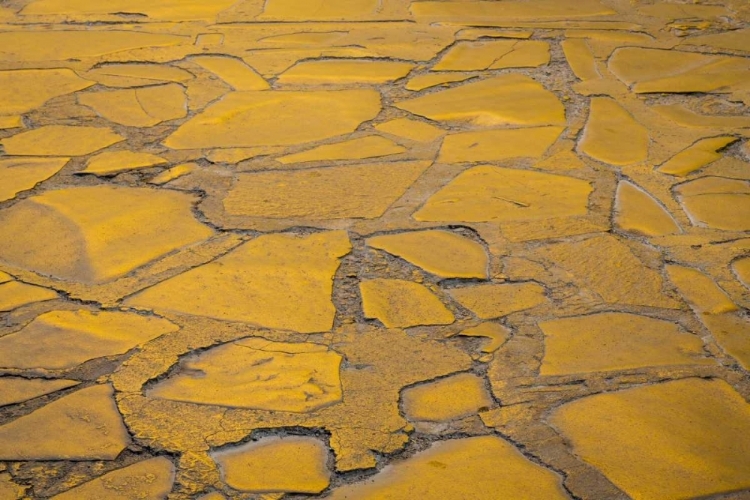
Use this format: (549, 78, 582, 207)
(1, 1, 750, 499)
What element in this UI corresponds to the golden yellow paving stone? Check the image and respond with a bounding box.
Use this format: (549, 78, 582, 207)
(433, 40, 549, 71)
(79, 84, 187, 127)
(551, 378, 750, 500)
(414, 166, 591, 223)
(734, 257, 750, 288)
(0, 186, 213, 283)
(608, 48, 750, 95)
(675, 177, 750, 232)
(0, 281, 58, 312)
(223, 162, 431, 219)
(401, 373, 493, 422)
(666, 265, 738, 315)
(212, 437, 330, 493)
(702, 313, 750, 370)
(367, 230, 488, 279)
(0, 157, 69, 202)
(0, 69, 93, 115)
(0, 31, 186, 62)
(614, 181, 681, 237)
(0, 378, 79, 407)
(0, 271, 11, 283)
(148, 339, 342, 411)
(396, 75, 566, 127)
(638, 3, 728, 20)
(456, 28, 533, 40)
(0, 384, 129, 460)
(0, 309, 179, 370)
(164, 90, 381, 149)
(191, 56, 269, 91)
(456, 323, 510, 353)
(540, 313, 711, 376)
(653, 104, 750, 129)
(0, 125, 123, 156)
(328, 435, 570, 499)
(24, 0, 235, 20)
(84, 63, 193, 88)
(405, 73, 474, 91)
(411, 0, 616, 24)
(148, 162, 197, 185)
(50, 457, 175, 500)
(0, 116, 22, 129)
(657, 136, 737, 176)
(561, 39, 599, 81)
(374, 118, 444, 142)
(681, 28, 750, 53)
(80, 151, 167, 176)
(449, 283, 546, 319)
(206, 147, 285, 164)
(702, 157, 750, 181)
(534, 235, 680, 309)
(438, 126, 563, 163)
(126, 232, 350, 333)
(534, 150, 588, 171)
(360, 279, 455, 328)
(277, 136, 405, 164)
(277, 60, 414, 85)
(258, 0, 379, 21)
(580, 97, 649, 165)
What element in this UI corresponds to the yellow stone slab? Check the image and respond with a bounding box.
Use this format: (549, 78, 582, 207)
(551, 378, 750, 500)
(212, 437, 330, 493)
(682, 28, 750, 53)
(438, 126, 563, 163)
(734, 257, 750, 288)
(51, 458, 175, 500)
(666, 265, 738, 315)
(328, 435, 569, 499)
(1, 126, 123, 156)
(457, 28, 533, 40)
(0, 378, 79, 407)
(0, 281, 58, 312)
(126, 232, 350, 333)
(148, 339, 342, 411)
(0, 384, 129, 460)
(277, 60, 414, 85)
(0, 31, 186, 62)
(396, 74, 565, 127)
(0, 157, 69, 202)
(259, 0, 379, 21)
(561, 39, 599, 81)
(223, 161, 431, 219)
(402, 373, 492, 422)
(653, 104, 750, 129)
(0, 186, 213, 283)
(374, 118, 445, 142)
(540, 313, 711, 376)
(658, 136, 737, 176)
(164, 90, 381, 149)
(449, 283, 546, 319)
(277, 136, 405, 164)
(367, 230, 488, 279)
(434, 40, 549, 71)
(148, 163, 197, 185)
(191, 56, 269, 90)
(457, 323, 510, 353)
(614, 181, 681, 237)
(0, 69, 93, 115)
(206, 147, 283, 164)
(79, 84, 186, 127)
(405, 73, 474, 91)
(360, 279, 455, 328)
(0, 115, 22, 129)
(534, 235, 680, 309)
(702, 313, 750, 370)
(703, 157, 750, 181)
(580, 97, 649, 165)
(23, 0, 237, 20)
(638, 3, 728, 20)
(534, 150, 588, 171)
(675, 177, 750, 232)
(0, 271, 11, 284)
(411, 0, 616, 24)
(0, 309, 178, 370)
(414, 166, 591, 223)
(84, 63, 193, 88)
(81, 151, 167, 176)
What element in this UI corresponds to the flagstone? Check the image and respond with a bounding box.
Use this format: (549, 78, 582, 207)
(702, 313, 750, 370)
(414, 166, 591, 223)
(449, 283, 546, 319)
(456, 323, 510, 354)
(0, 384, 129, 460)
(0, 157, 68, 202)
(734, 257, 750, 288)
(148, 339, 343, 411)
(0, 473, 25, 500)
(212, 437, 330, 493)
(405, 73, 474, 91)
(0, 69, 93, 115)
(0, 378, 79, 407)
(1, 126, 124, 156)
(666, 265, 737, 315)
(0, 116, 22, 129)
(22, 0, 237, 21)
(84, 63, 193, 88)
(79, 84, 187, 127)
(367, 230, 488, 279)
(277, 136, 405, 164)
(360, 279, 455, 328)
(0, 281, 58, 312)
(438, 126, 562, 163)
(126, 232, 350, 333)
(433, 40, 549, 71)
(80, 151, 167, 176)
(164, 90, 381, 149)
(402, 373, 493, 422)
(0, 186, 213, 283)
(551, 378, 750, 500)
(675, 177, 750, 232)
(653, 104, 750, 129)
(374, 118, 444, 142)
(657, 136, 737, 176)
(191, 56, 269, 90)
(580, 97, 649, 165)
(0, 309, 178, 370)
(614, 181, 681, 236)
(148, 163, 196, 185)
(411, 0, 616, 24)
(277, 60, 414, 85)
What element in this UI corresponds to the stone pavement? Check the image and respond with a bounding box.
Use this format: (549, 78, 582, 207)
(0, 0, 749, 498)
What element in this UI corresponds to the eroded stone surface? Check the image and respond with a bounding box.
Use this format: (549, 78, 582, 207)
(666, 265, 737, 315)
(79, 84, 187, 127)
(0, 69, 93, 115)
(191, 56, 269, 90)
(374, 118, 445, 142)
(438, 126, 563, 163)
(658, 137, 737, 176)
(360, 279, 455, 328)
(402, 373, 493, 422)
(449, 283, 546, 319)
